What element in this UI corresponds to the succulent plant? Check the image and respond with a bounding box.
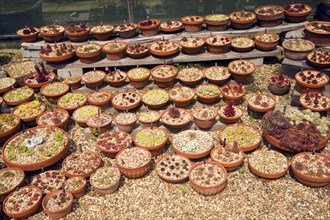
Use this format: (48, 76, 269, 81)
(168, 106, 180, 118)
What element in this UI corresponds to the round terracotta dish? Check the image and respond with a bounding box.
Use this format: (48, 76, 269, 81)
(0, 167, 25, 202)
(179, 36, 205, 55)
(204, 66, 231, 85)
(40, 82, 69, 99)
(24, 71, 56, 92)
(231, 37, 254, 52)
(138, 110, 161, 128)
(103, 42, 127, 60)
(299, 92, 330, 112)
(284, 4, 312, 23)
(142, 89, 169, 109)
(39, 25, 65, 42)
(39, 43, 75, 63)
(211, 143, 244, 172)
(228, 59, 256, 83)
(160, 21, 183, 33)
(126, 44, 150, 59)
(181, 16, 205, 32)
(205, 34, 231, 54)
(65, 23, 90, 42)
(229, 11, 256, 29)
(307, 51, 330, 68)
(169, 86, 195, 108)
(90, 24, 114, 41)
(3, 86, 34, 106)
(86, 113, 112, 135)
(282, 39, 315, 61)
(114, 23, 137, 39)
(160, 107, 192, 130)
(12, 100, 46, 126)
(57, 92, 88, 113)
(220, 84, 245, 104)
(304, 21, 330, 47)
(0, 113, 21, 144)
(177, 67, 204, 86)
(42, 190, 73, 219)
(127, 67, 150, 89)
(114, 112, 137, 133)
(149, 40, 179, 58)
(254, 32, 279, 51)
(255, 5, 284, 27)
(0, 77, 16, 94)
(205, 14, 229, 31)
(150, 64, 178, 88)
(87, 89, 112, 110)
(63, 75, 82, 90)
(81, 70, 106, 89)
(137, 19, 161, 37)
(195, 83, 221, 104)
(247, 93, 276, 113)
(16, 26, 39, 42)
(295, 70, 329, 93)
(111, 91, 141, 111)
(218, 103, 243, 124)
(65, 177, 87, 199)
(192, 105, 217, 129)
(36, 108, 70, 130)
(90, 166, 121, 195)
(72, 105, 100, 127)
(104, 68, 127, 87)
(75, 43, 102, 64)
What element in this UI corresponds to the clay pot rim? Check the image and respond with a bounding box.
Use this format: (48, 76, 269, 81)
(205, 35, 232, 46)
(181, 16, 205, 25)
(72, 105, 101, 124)
(90, 166, 121, 189)
(304, 21, 330, 35)
(169, 86, 195, 103)
(40, 82, 70, 98)
(57, 92, 88, 111)
(299, 92, 330, 112)
(0, 113, 21, 138)
(218, 105, 243, 120)
(231, 37, 255, 49)
(307, 53, 330, 67)
(160, 108, 193, 127)
(220, 84, 245, 99)
(228, 60, 256, 75)
(0, 77, 16, 93)
(295, 71, 329, 89)
(210, 145, 245, 168)
(247, 93, 276, 112)
(137, 19, 161, 30)
(103, 42, 127, 53)
(178, 67, 204, 83)
(138, 110, 161, 124)
(172, 137, 214, 159)
(64, 76, 82, 85)
(111, 91, 141, 110)
(115, 147, 152, 170)
(114, 113, 137, 126)
(229, 11, 256, 24)
(3, 86, 35, 105)
(0, 167, 25, 196)
(105, 72, 127, 84)
(192, 106, 217, 121)
(87, 89, 112, 104)
(3, 186, 42, 218)
(36, 108, 70, 128)
(126, 47, 150, 57)
(254, 32, 280, 43)
(86, 113, 112, 128)
(254, 5, 284, 16)
(96, 132, 132, 154)
(127, 67, 151, 82)
(81, 70, 106, 85)
(65, 176, 87, 194)
(149, 43, 180, 57)
(39, 51, 75, 63)
(160, 22, 183, 32)
(204, 66, 230, 82)
(195, 83, 221, 99)
(282, 39, 315, 52)
(90, 24, 114, 35)
(179, 36, 205, 49)
(42, 189, 73, 214)
(75, 43, 102, 58)
(133, 127, 168, 151)
(205, 14, 229, 25)
(150, 65, 178, 81)
(11, 101, 46, 122)
(114, 23, 138, 32)
(64, 27, 90, 36)
(188, 161, 227, 189)
(39, 25, 65, 36)
(284, 4, 312, 16)
(16, 28, 40, 37)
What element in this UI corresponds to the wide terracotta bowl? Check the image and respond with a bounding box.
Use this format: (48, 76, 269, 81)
(42, 190, 74, 219)
(299, 92, 330, 112)
(90, 24, 114, 41)
(0, 77, 16, 94)
(39, 25, 65, 42)
(218, 105, 243, 124)
(149, 42, 180, 57)
(195, 84, 221, 104)
(282, 39, 315, 61)
(39, 50, 75, 63)
(11, 101, 46, 126)
(160, 109, 193, 130)
(210, 146, 245, 172)
(65, 177, 87, 199)
(181, 16, 205, 32)
(3, 87, 35, 106)
(16, 27, 39, 42)
(254, 32, 279, 51)
(127, 67, 151, 89)
(0, 167, 25, 202)
(0, 113, 21, 144)
(24, 72, 56, 92)
(304, 21, 330, 47)
(205, 14, 229, 31)
(247, 94, 276, 113)
(65, 27, 90, 42)
(102, 42, 127, 60)
(90, 166, 121, 195)
(295, 71, 329, 93)
(36, 108, 70, 131)
(284, 4, 312, 22)
(228, 60, 256, 83)
(137, 19, 161, 37)
(40, 82, 70, 99)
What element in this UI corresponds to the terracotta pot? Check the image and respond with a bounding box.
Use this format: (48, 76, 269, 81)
(210, 146, 245, 172)
(36, 109, 70, 131)
(290, 152, 330, 187)
(195, 84, 221, 104)
(16, 28, 39, 42)
(24, 72, 56, 92)
(3, 186, 42, 219)
(181, 16, 205, 32)
(65, 177, 86, 199)
(229, 11, 256, 29)
(0, 113, 21, 144)
(2, 126, 69, 171)
(115, 114, 137, 133)
(105, 71, 127, 87)
(284, 4, 312, 22)
(90, 24, 114, 41)
(205, 15, 229, 31)
(180, 37, 205, 55)
(220, 84, 245, 104)
(39, 50, 75, 63)
(307, 54, 330, 68)
(203, 66, 230, 85)
(299, 92, 330, 112)
(247, 94, 276, 113)
(127, 67, 150, 89)
(40, 82, 70, 99)
(188, 161, 227, 196)
(57, 92, 88, 113)
(42, 190, 73, 220)
(115, 147, 152, 178)
(103, 42, 127, 60)
(86, 113, 112, 135)
(169, 87, 195, 108)
(126, 48, 149, 59)
(115, 23, 137, 39)
(0, 167, 25, 202)
(75, 44, 102, 64)
(228, 60, 256, 83)
(3, 87, 34, 106)
(231, 37, 255, 52)
(63, 76, 82, 90)
(268, 83, 290, 95)
(193, 115, 216, 129)
(87, 90, 112, 109)
(247, 150, 288, 179)
(65, 28, 90, 42)
(218, 105, 243, 124)
(138, 111, 161, 128)
(81, 70, 106, 89)
(11, 102, 46, 126)
(39, 25, 65, 42)
(96, 132, 132, 159)
(160, 21, 183, 33)
(295, 71, 329, 93)
(178, 68, 204, 86)
(133, 128, 168, 157)
(205, 36, 231, 54)
(151, 65, 178, 85)
(111, 91, 141, 111)
(149, 42, 179, 57)
(304, 21, 330, 47)
(0, 78, 16, 94)
(137, 19, 161, 36)
(160, 108, 192, 130)
(90, 167, 121, 195)
(254, 32, 279, 51)
(72, 105, 101, 127)
(282, 39, 315, 61)
(255, 5, 284, 27)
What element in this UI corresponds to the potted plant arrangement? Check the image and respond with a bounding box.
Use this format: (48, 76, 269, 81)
(284, 4, 312, 22)
(138, 110, 161, 128)
(142, 89, 169, 109)
(0, 77, 16, 94)
(24, 62, 56, 92)
(171, 130, 214, 159)
(90, 166, 121, 195)
(65, 177, 87, 198)
(65, 23, 90, 42)
(114, 112, 137, 133)
(133, 127, 168, 157)
(304, 21, 330, 47)
(282, 39, 315, 60)
(169, 86, 195, 107)
(268, 74, 291, 95)
(220, 84, 245, 104)
(3, 86, 34, 106)
(3, 186, 42, 219)
(42, 189, 73, 219)
(36, 109, 70, 130)
(179, 36, 205, 55)
(195, 83, 221, 104)
(2, 127, 69, 171)
(87, 89, 112, 110)
(111, 91, 141, 111)
(160, 20, 183, 33)
(57, 92, 87, 113)
(103, 42, 127, 60)
(290, 152, 330, 187)
(149, 40, 179, 57)
(96, 130, 132, 158)
(295, 70, 329, 93)
(205, 14, 229, 31)
(115, 147, 152, 178)
(126, 44, 150, 59)
(255, 5, 284, 27)
(39, 43, 75, 63)
(151, 65, 178, 88)
(12, 100, 46, 126)
(30, 170, 65, 194)
(211, 142, 244, 172)
(114, 23, 137, 39)
(219, 124, 262, 152)
(248, 149, 288, 179)
(247, 93, 276, 113)
(104, 67, 127, 87)
(229, 11, 256, 29)
(86, 113, 112, 135)
(40, 82, 70, 99)
(254, 31, 279, 51)
(3, 60, 36, 86)
(231, 37, 254, 52)
(156, 154, 191, 183)
(63, 75, 82, 90)
(90, 24, 114, 40)
(218, 102, 243, 124)
(299, 92, 330, 112)
(205, 34, 231, 54)
(192, 105, 217, 129)
(137, 19, 161, 36)
(228, 59, 256, 83)
(72, 105, 100, 127)
(127, 67, 150, 89)
(0, 167, 25, 202)
(181, 16, 205, 32)
(189, 161, 227, 196)
(0, 113, 21, 144)
(307, 51, 330, 68)
(75, 43, 102, 64)
(204, 66, 231, 85)
(81, 70, 106, 88)
(16, 26, 39, 42)
(161, 106, 192, 129)
(177, 67, 204, 86)
(62, 150, 101, 178)
(39, 25, 65, 42)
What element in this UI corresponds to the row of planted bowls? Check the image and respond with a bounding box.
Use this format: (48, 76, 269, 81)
(17, 4, 315, 44)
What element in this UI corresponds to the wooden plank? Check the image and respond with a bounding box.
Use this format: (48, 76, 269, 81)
(21, 22, 306, 50)
(45, 48, 281, 69)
